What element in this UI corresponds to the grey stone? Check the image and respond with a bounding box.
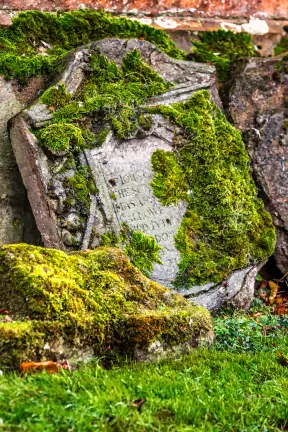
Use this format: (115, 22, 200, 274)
(90, 132, 187, 287)
(229, 55, 288, 273)
(134, 329, 215, 362)
(0, 77, 39, 246)
(62, 213, 82, 231)
(186, 266, 259, 311)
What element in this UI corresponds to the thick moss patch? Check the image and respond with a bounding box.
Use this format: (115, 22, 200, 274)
(38, 49, 173, 148)
(275, 35, 288, 56)
(100, 223, 162, 277)
(149, 90, 276, 287)
(188, 30, 258, 81)
(0, 10, 184, 82)
(0, 244, 212, 367)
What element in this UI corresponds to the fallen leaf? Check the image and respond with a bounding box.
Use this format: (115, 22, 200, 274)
(130, 399, 146, 412)
(275, 306, 288, 316)
(0, 309, 9, 315)
(277, 351, 288, 366)
(275, 297, 283, 305)
(268, 280, 279, 304)
(20, 361, 62, 375)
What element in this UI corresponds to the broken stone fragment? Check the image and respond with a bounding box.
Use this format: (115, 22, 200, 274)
(228, 55, 288, 273)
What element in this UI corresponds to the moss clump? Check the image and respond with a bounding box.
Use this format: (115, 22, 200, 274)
(0, 10, 184, 82)
(0, 244, 212, 366)
(188, 30, 258, 81)
(274, 36, 288, 56)
(101, 223, 162, 277)
(39, 50, 172, 143)
(138, 114, 153, 131)
(283, 120, 288, 131)
(148, 90, 276, 287)
(37, 123, 86, 152)
(40, 84, 72, 109)
(63, 165, 97, 213)
(151, 150, 188, 205)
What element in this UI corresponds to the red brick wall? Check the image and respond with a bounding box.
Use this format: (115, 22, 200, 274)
(0, 0, 287, 18)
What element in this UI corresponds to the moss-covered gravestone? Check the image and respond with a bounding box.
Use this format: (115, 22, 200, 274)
(9, 38, 275, 310)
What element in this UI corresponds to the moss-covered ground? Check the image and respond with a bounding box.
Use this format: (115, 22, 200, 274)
(0, 308, 287, 431)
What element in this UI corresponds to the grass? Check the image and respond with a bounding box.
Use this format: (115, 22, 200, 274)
(0, 307, 288, 431)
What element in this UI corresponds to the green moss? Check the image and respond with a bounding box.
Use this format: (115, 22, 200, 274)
(283, 120, 288, 131)
(100, 223, 162, 277)
(0, 321, 63, 368)
(148, 90, 276, 286)
(40, 84, 72, 109)
(188, 30, 258, 81)
(110, 192, 117, 201)
(39, 50, 172, 144)
(274, 36, 288, 56)
(96, 128, 110, 146)
(0, 244, 211, 366)
(150, 150, 188, 205)
(0, 10, 185, 82)
(138, 114, 153, 131)
(37, 123, 86, 152)
(64, 165, 97, 213)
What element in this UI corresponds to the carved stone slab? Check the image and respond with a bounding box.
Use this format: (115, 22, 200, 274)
(89, 119, 187, 286)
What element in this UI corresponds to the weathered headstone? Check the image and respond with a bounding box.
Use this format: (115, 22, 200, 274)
(9, 39, 218, 285)
(9, 39, 275, 310)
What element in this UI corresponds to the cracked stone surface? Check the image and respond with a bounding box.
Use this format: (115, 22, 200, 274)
(229, 56, 288, 273)
(0, 77, 39, 246)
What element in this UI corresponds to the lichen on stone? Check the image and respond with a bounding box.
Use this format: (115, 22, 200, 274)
(0, 244, 212, 367)
(148, 90, 276, 287)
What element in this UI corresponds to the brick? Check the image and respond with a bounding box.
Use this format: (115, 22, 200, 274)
(0, 10, 12, 27)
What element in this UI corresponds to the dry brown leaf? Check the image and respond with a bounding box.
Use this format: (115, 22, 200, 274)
(277, 351, 288, 366)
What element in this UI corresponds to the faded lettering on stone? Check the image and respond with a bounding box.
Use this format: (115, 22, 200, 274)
(91, 135, 187, 287)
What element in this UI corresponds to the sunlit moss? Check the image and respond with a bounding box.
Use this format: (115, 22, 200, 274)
(0, 244, 212, 366)
(101, 223, 162, 277)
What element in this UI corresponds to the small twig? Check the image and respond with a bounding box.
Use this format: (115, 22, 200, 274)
(278, 272, 288, 283)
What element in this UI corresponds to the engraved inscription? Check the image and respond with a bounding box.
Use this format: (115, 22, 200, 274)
(91, 134, 186, 287)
